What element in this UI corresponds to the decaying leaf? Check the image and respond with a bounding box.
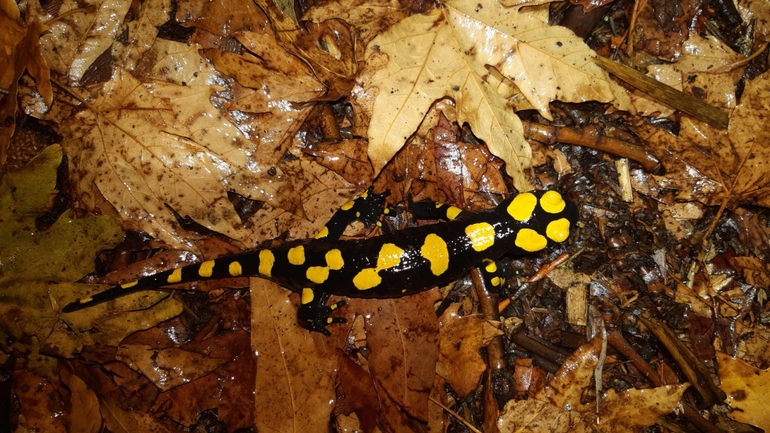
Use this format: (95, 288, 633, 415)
(354, 0, 630, 191)
(439, 304, 501, 397)
(0, 145, 175, 358)
(641, 73, 770, 209)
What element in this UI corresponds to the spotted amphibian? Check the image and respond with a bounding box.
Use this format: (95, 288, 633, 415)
(63, 190, 578, 335)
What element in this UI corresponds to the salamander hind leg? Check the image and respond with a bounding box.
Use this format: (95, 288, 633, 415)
(297, 288, 347, 336)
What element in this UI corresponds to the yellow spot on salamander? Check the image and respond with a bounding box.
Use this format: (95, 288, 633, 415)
(546, 218, 571, 242)
(259, 250, 274, 277)
(341, 200, 355, 211)
(288, 246, 305, 265)
(515, 228, 547, 252)
(301, 288, 314, 305)
(507, 193, 537, 221)
(315, 226, 329, 239)
(360, 191, 368, 198)
(540, 190, 566, 214)
(229, 261, 242, 276)
(120, 281, 138, 289)
(353, 268, 381, 290)
(353, 243, 405, 290)
(420, 234, 449, 276)
(79, 296, 93, 304)
(491, 276, 502, 286)
(377, 243, 405, 269)
(307, 266, 329, 284)
(325, 249, 344, 270)
(446, 206, 462, 220)
(167, 268, 183, 283)
(198, 260, 215, 278)
(483, 260, 497, 274)
(465, 223, 496, 252)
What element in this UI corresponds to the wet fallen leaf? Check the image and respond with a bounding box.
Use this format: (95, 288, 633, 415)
(0, 6, 51, 163)
(641, 71, 770, 208)
(717, 352, 770, 431)
(439, 304, 501, 397)
(0, 145, 174, 358)
(61, 368, 101, 433)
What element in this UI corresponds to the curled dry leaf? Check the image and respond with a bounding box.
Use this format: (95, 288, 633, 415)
(354, 0, 630, 191)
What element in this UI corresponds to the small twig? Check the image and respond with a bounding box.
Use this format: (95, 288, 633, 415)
(522, 121, 663, 174)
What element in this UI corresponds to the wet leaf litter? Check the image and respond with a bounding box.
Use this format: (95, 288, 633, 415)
(1, 0, 769, 431)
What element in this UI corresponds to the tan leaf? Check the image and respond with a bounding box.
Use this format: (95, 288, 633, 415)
(250, 279, 339, 432)
(536, 333, 603, 408)
(354, 0, 629, 191)
(593, 384, 688, 433)
(718, 352, 770, 430)
(62, 369, 102, 433)
(61, 68, 301, 250)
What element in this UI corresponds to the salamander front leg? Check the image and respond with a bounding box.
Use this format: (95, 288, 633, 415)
(297, 288, 347, 336)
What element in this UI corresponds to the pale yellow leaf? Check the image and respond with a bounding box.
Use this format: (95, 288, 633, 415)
(593, 384, 688, 433)
(718, 352, 770, 430)
(355, 0, 630, 191)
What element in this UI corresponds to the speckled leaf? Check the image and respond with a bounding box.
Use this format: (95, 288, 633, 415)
(592, 384, 688, 433)
(61, 68, 302, 250)
(354, 0, 630, 191)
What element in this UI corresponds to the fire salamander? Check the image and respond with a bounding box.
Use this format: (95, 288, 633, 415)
(63, 189, 578, 335)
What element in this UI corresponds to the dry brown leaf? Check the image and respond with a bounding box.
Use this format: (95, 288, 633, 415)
(718, 352, 770, 430)
(354, 0, 630, 191)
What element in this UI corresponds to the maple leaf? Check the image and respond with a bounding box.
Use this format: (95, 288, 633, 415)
(354, 0, 630, 191)
(60, 68, 303, 250)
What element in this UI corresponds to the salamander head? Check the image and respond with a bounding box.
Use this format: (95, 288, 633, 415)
(498, 190, 579, 252)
